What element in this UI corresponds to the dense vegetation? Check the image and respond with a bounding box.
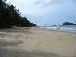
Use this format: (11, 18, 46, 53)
(63, 22, 76, 25)
(0, 0, 36, 28)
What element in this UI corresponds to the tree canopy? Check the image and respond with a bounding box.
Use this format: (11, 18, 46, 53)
(0, 0, 36, 28)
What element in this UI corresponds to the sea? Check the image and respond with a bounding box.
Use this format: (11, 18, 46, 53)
(40, 25, 76, 33)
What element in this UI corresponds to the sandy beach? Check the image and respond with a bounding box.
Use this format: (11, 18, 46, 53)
(0, 27, 76, 57)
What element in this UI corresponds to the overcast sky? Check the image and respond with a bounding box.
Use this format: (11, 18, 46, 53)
(7, 0, 76, 26)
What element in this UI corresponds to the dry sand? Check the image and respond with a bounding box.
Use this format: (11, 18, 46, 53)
(0, 27, 76, 57)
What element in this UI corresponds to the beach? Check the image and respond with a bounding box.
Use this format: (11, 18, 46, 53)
(0, 27, 76, 57)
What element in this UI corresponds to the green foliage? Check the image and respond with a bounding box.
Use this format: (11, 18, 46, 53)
(0, 0, 36, 28)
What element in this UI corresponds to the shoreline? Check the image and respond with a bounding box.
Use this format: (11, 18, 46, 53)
(39, 27, 76, 34)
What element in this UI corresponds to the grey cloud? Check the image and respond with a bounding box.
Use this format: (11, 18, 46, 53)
(34, 0, 59, 4)
(34, 0, 76, 5)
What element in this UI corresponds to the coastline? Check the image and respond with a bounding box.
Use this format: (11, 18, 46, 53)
(39, 26, 76, 33)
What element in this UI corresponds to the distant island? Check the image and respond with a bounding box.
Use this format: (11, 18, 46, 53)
(63, 22, 76, 25)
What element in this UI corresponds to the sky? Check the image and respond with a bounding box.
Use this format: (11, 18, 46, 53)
(7, 0, 76, 26)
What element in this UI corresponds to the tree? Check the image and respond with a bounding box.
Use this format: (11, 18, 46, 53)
(16, 17, 36, 27)
(0, 0, 36, 28)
